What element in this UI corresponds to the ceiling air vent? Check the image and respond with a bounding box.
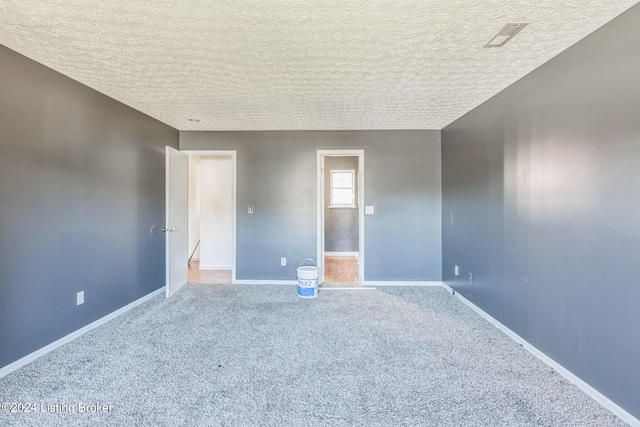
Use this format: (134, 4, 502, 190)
(485, 23, 528, 47)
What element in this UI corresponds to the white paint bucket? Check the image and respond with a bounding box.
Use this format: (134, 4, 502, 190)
(297, 258, 319, 298)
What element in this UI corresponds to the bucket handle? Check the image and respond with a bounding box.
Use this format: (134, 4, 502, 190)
(298, 258, 316, 268)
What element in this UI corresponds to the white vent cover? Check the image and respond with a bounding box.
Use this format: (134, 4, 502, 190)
(485, 23, 528, 47)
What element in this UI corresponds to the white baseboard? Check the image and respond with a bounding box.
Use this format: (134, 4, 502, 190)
(0, 287, 165, 379)
(233, 280, 298, 285)
(439, 282, 640, 427)
(324, 251, 359, 260)
(320, 286, 376, 290)
(198, 265, 232, 271)
(364, 281, 442, 287)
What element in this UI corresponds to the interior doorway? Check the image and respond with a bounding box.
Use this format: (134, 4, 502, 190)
(317, 150, 364, 285)
(185, 151, 237, 284)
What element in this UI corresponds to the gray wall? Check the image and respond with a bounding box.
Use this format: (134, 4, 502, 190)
(324, 156, 359, 252)
(181, 130, 441, 281)
(0, 45, 178, 369)
(442, 4, 640, 419)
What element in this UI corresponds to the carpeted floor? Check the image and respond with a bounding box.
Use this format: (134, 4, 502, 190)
(0, 284, 627, 426)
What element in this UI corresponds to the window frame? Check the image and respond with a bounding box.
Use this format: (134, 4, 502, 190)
(329, 169, 357, 208)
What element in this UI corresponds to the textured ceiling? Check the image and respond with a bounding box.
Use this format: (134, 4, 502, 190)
(0, 1, 638, 131)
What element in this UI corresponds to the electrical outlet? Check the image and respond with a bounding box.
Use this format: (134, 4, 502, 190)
(281, 257, 286, 266)
(454, 265, 459, 276)
(77, 291, 84, 305)
(365, 206, 375, 215)
(248, 206, 254, 214)
(468, 273, 473, 284)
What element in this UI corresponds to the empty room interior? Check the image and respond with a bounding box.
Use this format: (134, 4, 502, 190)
(1, 1, 640, 426)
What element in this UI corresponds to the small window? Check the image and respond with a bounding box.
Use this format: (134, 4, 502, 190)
(330, 170, 356, 208)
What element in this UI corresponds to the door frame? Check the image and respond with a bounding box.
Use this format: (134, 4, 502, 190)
(317, 150, 364, 284)
(182, 150, 237, 284)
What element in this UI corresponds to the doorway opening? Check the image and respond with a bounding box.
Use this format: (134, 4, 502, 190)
(185, 151, 236, 284)
(317, 150, 364, 286)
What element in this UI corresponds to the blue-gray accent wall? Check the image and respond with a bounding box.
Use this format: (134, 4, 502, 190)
(180, 130, 442, 281)
(442, 4, 640, 419)
(0, 45, 178, 368)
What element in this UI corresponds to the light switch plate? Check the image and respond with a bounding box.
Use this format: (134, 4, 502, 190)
(365, 206, 374, 215)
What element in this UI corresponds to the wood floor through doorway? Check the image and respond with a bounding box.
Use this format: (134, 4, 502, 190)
(323, 256, 359, 285)
(188, 261, 232, 284)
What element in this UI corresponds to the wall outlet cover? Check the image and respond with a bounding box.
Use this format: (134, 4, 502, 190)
(365, 206, 374, 215)
(77, 291, 84, 305)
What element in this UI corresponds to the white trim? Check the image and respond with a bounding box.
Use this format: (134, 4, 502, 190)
(317, 150, 365, 285)
(197, 265, 233, 271)
(181, 150, 237, 285)
(233, 280, 298, 285)
(317, 154, 324, 283)
(365, 281, 443, 287)
(0, 287, 165, 378)
(324, 251, 359, 259)
(439, 282, 640, 427)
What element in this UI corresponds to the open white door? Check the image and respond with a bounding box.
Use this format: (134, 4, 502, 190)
(165, 146, 188, 298)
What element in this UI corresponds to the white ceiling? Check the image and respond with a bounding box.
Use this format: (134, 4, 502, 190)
(0, 1, 637, 131)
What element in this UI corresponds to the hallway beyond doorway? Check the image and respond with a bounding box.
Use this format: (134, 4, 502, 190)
(188, 261, 232, 284)
(323, 255, 359, 285)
